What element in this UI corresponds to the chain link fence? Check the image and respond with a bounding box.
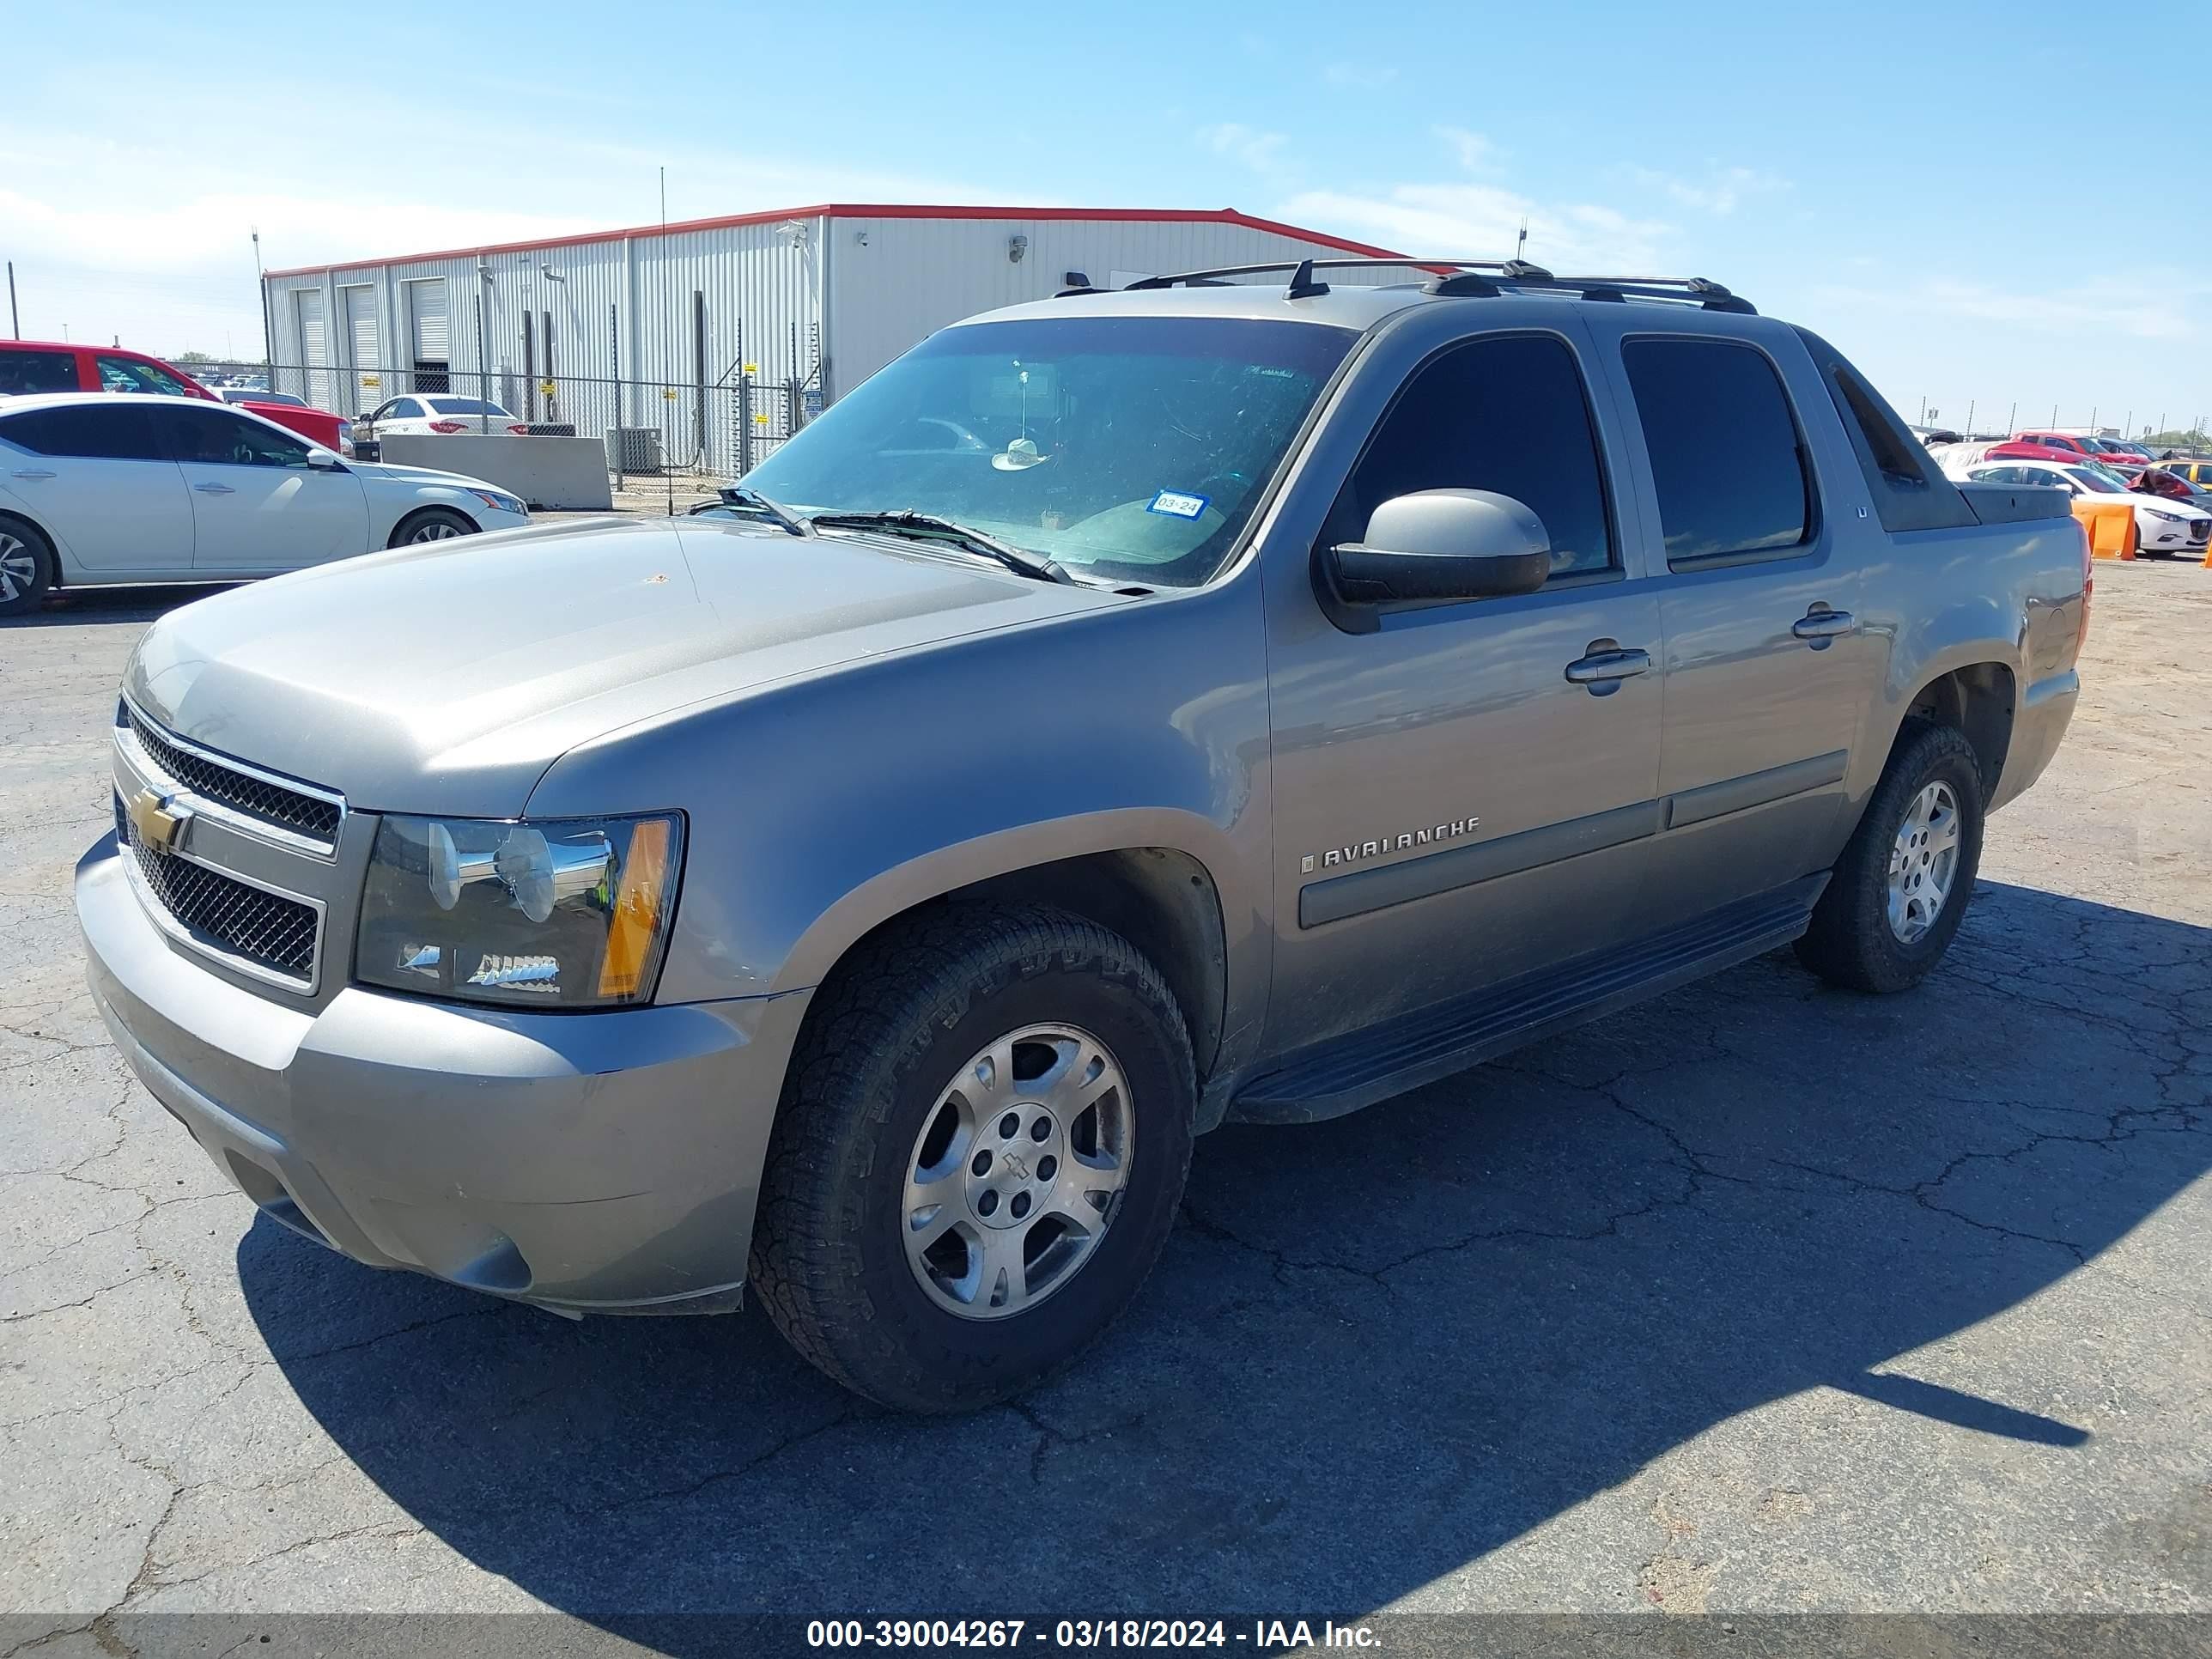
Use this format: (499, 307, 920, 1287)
(180, 359, 820, 487)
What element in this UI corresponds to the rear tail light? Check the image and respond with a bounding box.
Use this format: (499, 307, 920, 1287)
(428, 420, 465, 434)
(507, 423, 530, 435)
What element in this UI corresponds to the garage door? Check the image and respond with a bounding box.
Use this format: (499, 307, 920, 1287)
(405, 280, 449, 392)
(294, 288, 331, 409)
(342, 285, 379, 416)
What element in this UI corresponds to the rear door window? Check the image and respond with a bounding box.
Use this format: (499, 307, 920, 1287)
(0, 402, 164, 460)
(0, 349, 82, 396)
(1622, 337, 1812, 565)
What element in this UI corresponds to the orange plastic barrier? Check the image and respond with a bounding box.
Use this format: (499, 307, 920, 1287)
(2073, 499, 2136, 561)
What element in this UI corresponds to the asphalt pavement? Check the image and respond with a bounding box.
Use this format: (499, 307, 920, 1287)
(3, 562, 2208, 1655)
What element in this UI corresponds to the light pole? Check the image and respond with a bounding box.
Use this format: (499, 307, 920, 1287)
(252, 231, 275, 394)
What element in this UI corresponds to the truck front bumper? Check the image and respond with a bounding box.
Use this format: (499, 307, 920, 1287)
(76, 834, 811, 1315)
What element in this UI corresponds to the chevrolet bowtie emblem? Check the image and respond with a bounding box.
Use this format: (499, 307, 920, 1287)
(126, 787, 190, 853)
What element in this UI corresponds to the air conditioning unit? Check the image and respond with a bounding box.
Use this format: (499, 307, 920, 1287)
(605, 426, 663, 472)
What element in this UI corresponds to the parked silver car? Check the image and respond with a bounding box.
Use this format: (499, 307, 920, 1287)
(76, 263, 2087, 1411)
(0, 393, 528, 611)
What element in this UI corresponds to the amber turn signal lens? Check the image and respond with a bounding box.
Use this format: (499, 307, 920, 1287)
(598, 817, 673, 1000)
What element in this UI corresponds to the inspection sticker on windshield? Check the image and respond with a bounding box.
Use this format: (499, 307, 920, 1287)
(1147, 489, 1210, 520)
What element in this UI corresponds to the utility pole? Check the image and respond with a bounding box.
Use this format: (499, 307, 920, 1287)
(1965, 399, 1975, 438)
(252, 230, 275, 395)
(5, 261, 16, 338)
(2007, 402, 2016, 434)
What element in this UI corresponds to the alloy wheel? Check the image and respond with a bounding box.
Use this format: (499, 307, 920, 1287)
(0, 532, 36, 603)
(900, 1023, 1133, 1320)
(1887, 780, 1960, 944)
(408, 520, 464, 543)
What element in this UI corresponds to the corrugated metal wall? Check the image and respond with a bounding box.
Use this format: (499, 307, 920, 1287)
(823, 216, 1428, 399)
(265, 218, 820, 474)
(264, 212, 1419, 468)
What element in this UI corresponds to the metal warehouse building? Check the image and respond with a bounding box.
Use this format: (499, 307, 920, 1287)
(258, 204, 1413, 475)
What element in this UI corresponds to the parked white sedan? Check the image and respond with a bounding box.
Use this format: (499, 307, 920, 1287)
(0, 393, 529, 614)
(359, 394, 529, 437)
(1947, 457, 2212, 556)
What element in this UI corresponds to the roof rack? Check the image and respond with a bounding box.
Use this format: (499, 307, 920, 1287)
(1095, 258, 1754, 313)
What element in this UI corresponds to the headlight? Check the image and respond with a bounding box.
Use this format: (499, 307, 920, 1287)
(467, 488, 528, 516)
(357, 812, 683, 1008)
(2146, 509, 2181, 523)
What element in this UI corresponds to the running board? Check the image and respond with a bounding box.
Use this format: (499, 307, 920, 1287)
(1230, 874, 1827, 1125)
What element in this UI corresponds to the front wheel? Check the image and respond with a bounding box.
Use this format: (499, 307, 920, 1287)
(389, 507, 477, 547)
(1796, 719, 1986, 994)
(750, 903, 1195, 1412)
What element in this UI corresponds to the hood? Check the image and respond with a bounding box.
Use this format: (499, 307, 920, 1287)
(126, 517, 1130, 818)
(349, 459, 500, 491)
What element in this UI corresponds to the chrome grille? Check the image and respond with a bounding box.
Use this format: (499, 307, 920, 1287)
(125, 708, 343, 845)
(116, 795, 320, 982)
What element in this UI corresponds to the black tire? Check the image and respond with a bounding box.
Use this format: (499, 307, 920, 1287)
(387, 507, 477, 548)
(750, 902, 1195, 1413)
(0, 517, 56, 618)
(1796, 718, 1985, 994)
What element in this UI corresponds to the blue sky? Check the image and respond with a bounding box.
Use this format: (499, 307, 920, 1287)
(6, 0, 2205, 432)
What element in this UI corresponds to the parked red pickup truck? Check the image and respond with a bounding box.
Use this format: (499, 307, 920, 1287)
(0, 340, 350, 454)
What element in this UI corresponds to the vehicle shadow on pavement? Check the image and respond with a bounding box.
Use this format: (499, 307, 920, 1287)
(238, 878, 2209, 1634)
(3, 586, 236, 628)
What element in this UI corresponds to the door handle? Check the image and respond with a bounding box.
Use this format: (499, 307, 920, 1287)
(192, 482, 236, 495)
(10, 468, 56, 481)
(1564, 643, 1653, 696)
(1792, 607, 1856, 645)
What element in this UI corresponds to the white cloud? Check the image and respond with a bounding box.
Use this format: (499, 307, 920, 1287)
(1622, 165, 1790, 216)
(1279, 183, 1674, 270)
(0, 113, 1000, 353)
(1433, 125, 1502, 173)
(1810, 276, 2205, 343)
(1198, 123, 1291, 176)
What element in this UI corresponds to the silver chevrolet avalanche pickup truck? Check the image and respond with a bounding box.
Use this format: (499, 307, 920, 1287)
(76, 259, 2088, 1411)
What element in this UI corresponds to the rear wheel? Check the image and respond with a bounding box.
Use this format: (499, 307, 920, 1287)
(389, 507, 477, 547)
(750, 902, 1195, 1413)
(1796, 719, 1985, 994)
(0, 520, 55, 617)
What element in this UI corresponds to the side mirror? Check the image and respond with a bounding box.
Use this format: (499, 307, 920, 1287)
(306, 448, 345, 471)
(1322, 489, 1551, 630)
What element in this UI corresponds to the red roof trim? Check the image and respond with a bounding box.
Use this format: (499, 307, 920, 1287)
(260, 204, 1406, 280)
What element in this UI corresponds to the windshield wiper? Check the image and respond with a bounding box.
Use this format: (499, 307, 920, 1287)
(810, 510, 1076, 585)
(714, 483, 815, 538)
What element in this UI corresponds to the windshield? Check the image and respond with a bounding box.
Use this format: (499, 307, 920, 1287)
(2067, 466, 2126, 494)
(739, 315, 1358, 586)
(233, 390, 304, 407)
(426, 397, 508, 416)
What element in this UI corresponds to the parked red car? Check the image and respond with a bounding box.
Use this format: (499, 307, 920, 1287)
(1988, 430, 2111, 465)
(0, 340, 350, 453)
(2095, 439, 2154, 466)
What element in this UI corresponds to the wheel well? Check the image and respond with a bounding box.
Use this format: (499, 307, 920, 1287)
(836, 849, 1230, 1081)
(387, 504, 478, 547)
(0, 510, 58, 584)
(1902, 663, 2014, 796)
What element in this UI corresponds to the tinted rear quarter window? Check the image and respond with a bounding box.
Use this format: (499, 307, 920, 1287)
(0, 349, 81, 396)
(1623, 337, 1811, 564)
(0, 403, 164, 460)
